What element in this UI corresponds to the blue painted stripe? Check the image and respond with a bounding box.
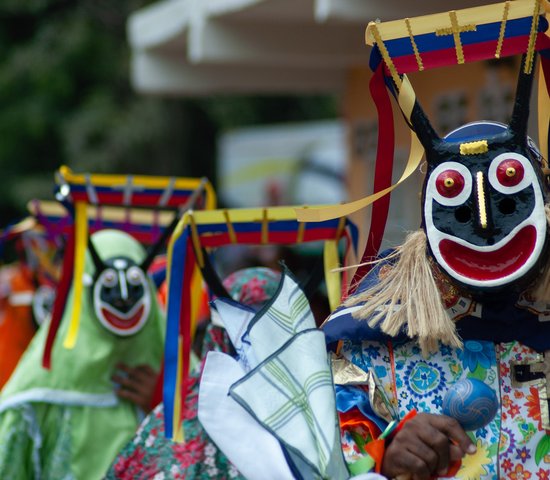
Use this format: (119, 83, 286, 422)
(384, 17, 544, 58)
(162, 229, 189, 438)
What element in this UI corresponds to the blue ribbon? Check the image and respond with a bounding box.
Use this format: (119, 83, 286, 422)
(384, 17, 546, 59)
(335, 385, 389, 432)
(163, 227, 189, 438)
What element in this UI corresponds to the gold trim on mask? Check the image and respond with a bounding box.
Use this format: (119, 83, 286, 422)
(460, 140, 489, 155)
(476, 171, 488, 229)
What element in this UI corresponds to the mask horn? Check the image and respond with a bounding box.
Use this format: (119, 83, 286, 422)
(88, 237, 106, 276)
(140, 178, 208, 272)
(140, 211, 182, 273)
(509, 53, 537, 141)
(408, 100, 443, 156)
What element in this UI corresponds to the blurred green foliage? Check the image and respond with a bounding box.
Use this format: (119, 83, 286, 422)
(0, 0, 337, 226)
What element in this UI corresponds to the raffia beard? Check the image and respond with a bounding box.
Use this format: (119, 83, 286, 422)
(345, 230, 462, 357)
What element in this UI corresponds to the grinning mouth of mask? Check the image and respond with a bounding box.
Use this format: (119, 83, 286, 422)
(437, 224, 537, 283)
(100, 303, 146, 333)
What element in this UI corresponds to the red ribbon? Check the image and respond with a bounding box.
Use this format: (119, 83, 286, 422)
(42, 224, 75, 369)
(151, 361, 164, 409)
(349, 65, 395, 293)
(178, 241, 196, 425)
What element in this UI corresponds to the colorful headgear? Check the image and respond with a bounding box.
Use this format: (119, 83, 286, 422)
(41, 167, 216, 368)
(296, 0, 550, 299)
(163, 205, 358, 439)
(0, 215, 61, 327)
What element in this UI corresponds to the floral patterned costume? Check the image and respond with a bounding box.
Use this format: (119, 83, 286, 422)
(106, 267, 281, 480)
(107, 325, 244, 480)
(325, 256, 550, 479)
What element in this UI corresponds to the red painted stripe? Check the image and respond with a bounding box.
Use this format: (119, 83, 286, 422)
(390, 34, 547, 74)
(70, 192, 193, 207)
(197, 229, 341, 247)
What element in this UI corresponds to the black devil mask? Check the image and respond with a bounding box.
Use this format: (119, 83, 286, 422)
(88, 240, 154, 336)
(417, 55, 549, 295)
(86, 207, 182, 335)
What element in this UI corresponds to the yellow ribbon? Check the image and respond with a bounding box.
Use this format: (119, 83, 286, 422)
(190, 264, 203, 339)
(324, 240, 342, 311)
(173, 335, 185, 443)
(295, 75, 424, 223)
(538, 58, 549, 163)
(63, 201, 88, 349)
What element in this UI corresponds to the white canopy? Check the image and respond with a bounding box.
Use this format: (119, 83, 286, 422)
(127, 0, 495, 95)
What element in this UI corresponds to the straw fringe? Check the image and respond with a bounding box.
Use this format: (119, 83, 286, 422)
(346, 230, 462, 356)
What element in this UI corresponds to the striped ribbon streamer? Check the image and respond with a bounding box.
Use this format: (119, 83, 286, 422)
(349, 74, 424, 290)
(63, 201, 88, 349)
(163, 222, 189, 439)
(539, 54, 550, 162)
(42, 221, 75, 368)
(162, 209, 356, 439)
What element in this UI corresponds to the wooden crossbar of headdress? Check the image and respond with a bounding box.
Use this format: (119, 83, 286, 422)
(42, 166, 216, 369)
(28, 200, 184, 246)
(28, 200, 182, 286)
(296, 0, 550, 291)
(163, 206, 359, 440)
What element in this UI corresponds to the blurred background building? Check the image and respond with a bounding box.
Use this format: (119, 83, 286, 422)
(127, 0, 523, 249)
(0, 0, 534, 251)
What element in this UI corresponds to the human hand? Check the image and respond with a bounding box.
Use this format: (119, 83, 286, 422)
(112, 363, 159, 413)
(381, 413, 475, 480)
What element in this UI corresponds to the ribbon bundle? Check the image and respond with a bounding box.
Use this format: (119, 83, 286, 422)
(163, 206, 358, 440)
(42, 166, 215, 368)
(296, 0, 550, 291)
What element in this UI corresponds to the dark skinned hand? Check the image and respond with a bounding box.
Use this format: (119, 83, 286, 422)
(381, 413, 476, 480)
(112, 363, 159, 414)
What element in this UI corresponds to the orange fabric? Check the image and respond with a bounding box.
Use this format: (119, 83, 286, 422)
(339, 407, 383, 472)
(0, 265, 36, 389)
(364, 438, 386, 474)
(339, 408, 381, 439)
(390, 409, 417, 437)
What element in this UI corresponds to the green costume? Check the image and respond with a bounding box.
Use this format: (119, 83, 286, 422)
(0, 230, 165, 479)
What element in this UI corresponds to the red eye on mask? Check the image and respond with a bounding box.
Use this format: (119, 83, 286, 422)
(436, 170, 465, 198)
(496, 159, 524, 187)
